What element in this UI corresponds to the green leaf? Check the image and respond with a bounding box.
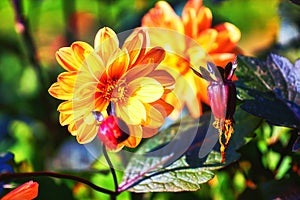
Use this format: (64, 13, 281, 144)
(119, 107, 261, 192)
(124, 157, 214, 193)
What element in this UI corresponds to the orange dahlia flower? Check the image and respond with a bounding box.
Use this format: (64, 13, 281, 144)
(1, 181, 39, 200)
(49, 27, 174, 148)
(142, 0, 241, 118)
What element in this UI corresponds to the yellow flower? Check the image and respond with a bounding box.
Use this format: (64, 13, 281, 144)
(49, 27, 174, 148)
(142, 0, 241, 119)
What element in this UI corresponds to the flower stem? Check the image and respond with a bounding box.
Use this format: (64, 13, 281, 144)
(102, 145, 119, 195)
(0, 171, 116, 195)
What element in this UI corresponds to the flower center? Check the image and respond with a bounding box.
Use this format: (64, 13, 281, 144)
(97, 79, 128, 103)
(111, 79, 128, 103)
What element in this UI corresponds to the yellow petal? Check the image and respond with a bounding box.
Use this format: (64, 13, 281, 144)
(76, 120, 98, 144)
(94, 27, 119, 65)
(106, 48, 129, 80)
(71, 42, 94, 64)
(59, 113, 74, 126)
(56, 47, 80, 71)
(57, 101, 73, 114)
(82, 52, 106, 82)
(128, 77, 163, 103)
(48, 82, 72, 100)
(123, 28, 148, 67)
(57, 71, 77, 93)
(68, 121, 78, 136)
(143, 104, 164, 128)
(116, 98, 146, 125)
(196, 29, 218, 52)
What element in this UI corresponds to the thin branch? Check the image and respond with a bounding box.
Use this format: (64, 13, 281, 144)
(11, 0, 45, 86)
(0, 171, 116, 195)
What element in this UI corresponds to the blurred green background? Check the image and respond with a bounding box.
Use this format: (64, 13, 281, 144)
(0, 0, 300, 199)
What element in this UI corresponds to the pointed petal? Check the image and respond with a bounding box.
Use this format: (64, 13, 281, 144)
(137, 47, 165, 66)
(210, 22, 241, 53)
(147, 69, 175, 87)
(82, 52, 106, 82)
(59, 113, 74, 126)
(107, 48, 129, 80)
(124, 62, 156, 83)
(124, 47, 166, 83)
(123, 125, 142, 148)
(57, 71, 77, 93)
(56, 47, 80, 71)
(71, 41, 94, 64)
(128, 77, 163, 103)
(123, 28, 148, 67)
(210, 53, 237, 67)
(116, 98, 146, 125)
(195, 29, 218, 52)
(143, 104, 164, 128)
(94, 27, 119, 65)
(94, 97, 109, 112)
(182, 0, 212, 37)
(1, 181, 39, 200)
(68, 121, 78, 136)
(76, 120, 98, 144)
(142, 1, 184, 33)
(150, 98, 174, 117)
(48, 82, 72, 100)
(57, 101, 73, 114)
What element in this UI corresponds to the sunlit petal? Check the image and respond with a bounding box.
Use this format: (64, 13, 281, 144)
(48, 82, 72, 100)
(141, 1, 184, 33)
(76, 120, 98, 144)
(128, 77, 164, 103)
(211, 22, 241, 53)
(116, 98, 146, 125)
(71, 41, 94, 64)
(56, 47, 80, 71)
(94, 27, 119, 65)
(123, 28, 148, 67)
(143, 104, 164, 128)
(57, 71, 77, 93)
(107, 48, 129, 80)
(59, 113, 74, 126)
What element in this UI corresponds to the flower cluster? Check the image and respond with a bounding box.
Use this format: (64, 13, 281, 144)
(142, 0, 240, 118)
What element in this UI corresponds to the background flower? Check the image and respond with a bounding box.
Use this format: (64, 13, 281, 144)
(142, 0, 241, 119)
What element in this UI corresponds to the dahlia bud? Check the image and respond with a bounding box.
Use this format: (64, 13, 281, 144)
(98, 116, 130, 150)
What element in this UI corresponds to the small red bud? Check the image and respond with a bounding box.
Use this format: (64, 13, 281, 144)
(98, 116, 130, 150)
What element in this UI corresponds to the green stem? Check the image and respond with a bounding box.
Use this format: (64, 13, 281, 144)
(102, 145, 119, 199)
